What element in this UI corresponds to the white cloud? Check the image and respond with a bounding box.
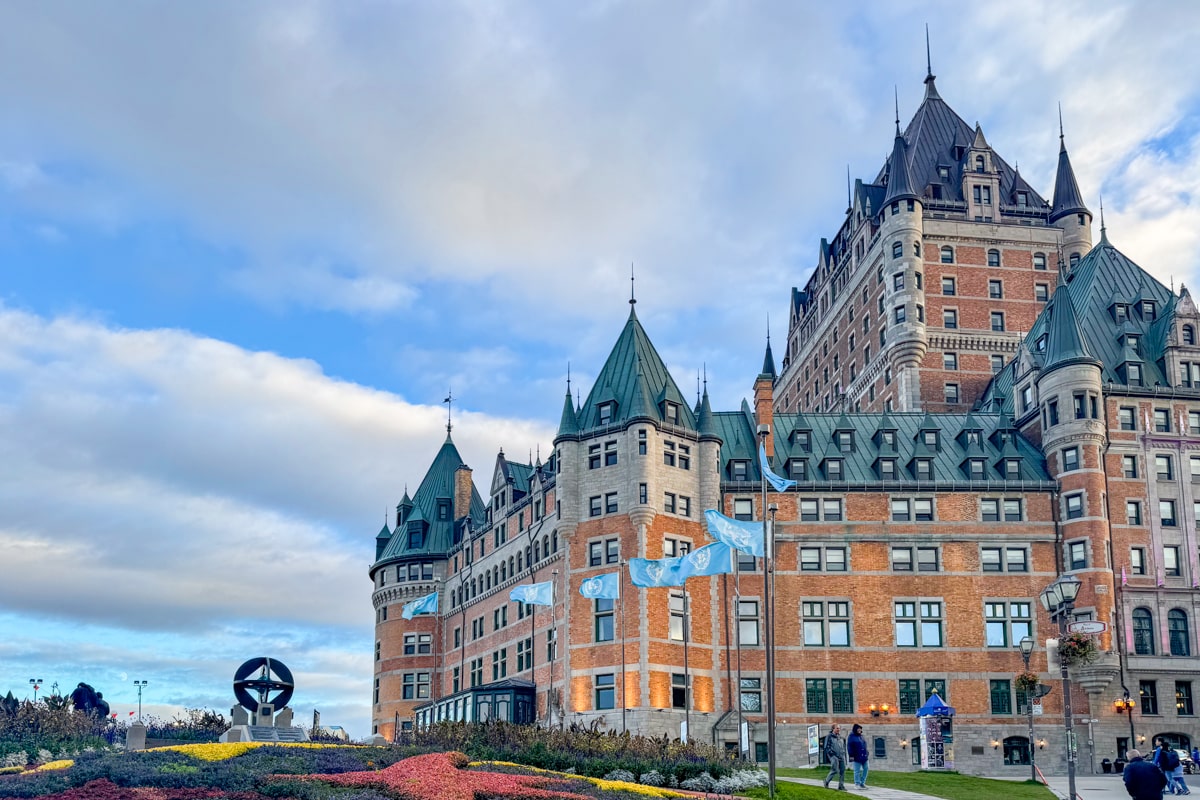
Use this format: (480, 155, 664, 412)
(0, 306, 552, 734)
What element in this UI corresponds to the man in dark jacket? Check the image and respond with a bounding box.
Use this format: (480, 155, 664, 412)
(824, 725, 846, 791)
(847, 724, 869, 788)
(1125, 749, 1168, 800)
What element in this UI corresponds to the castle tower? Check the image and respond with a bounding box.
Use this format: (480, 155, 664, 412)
(1049, 116, 1093, 270)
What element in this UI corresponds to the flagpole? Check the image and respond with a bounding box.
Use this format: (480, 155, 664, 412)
(733, 548, 745, 758)
(619, 560, 627, 734)
(683, 582, 691, 742)
(757, 425, 776, 800)
(551, 570, 559, 727)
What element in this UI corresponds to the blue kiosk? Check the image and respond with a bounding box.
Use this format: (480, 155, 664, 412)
(917, 691, 956, 770)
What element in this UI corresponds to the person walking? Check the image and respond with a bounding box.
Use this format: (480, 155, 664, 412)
(824, 724, 847, 791)
(1126, 749, 1168, 800)
(847, 723, 869, 788)
(1172, 751, 1192, 795)
(1155, 740, 1187, 795)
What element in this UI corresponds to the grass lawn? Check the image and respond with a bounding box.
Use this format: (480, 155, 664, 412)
(769, 766, 1055, 800)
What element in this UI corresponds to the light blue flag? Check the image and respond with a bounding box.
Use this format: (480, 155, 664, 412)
(705, 509, 765, 558)
(677, 541, 734, 579)
(401, 590, 439, 619)
(629, 556, 687, 587)
(578, 572, 621, 600)
(509, 581, 554, 606)
(760, 442, 797, 492)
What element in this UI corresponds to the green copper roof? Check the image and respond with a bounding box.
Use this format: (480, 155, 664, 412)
(375, 434, 485, 566)
(1041, 273, 1100, 374)
(697, 389, 718, 438)
(573, 306, 696, 433)
(712, 410, 1051, 487)
(761, 339, 777, 380)
(980, 233, 1178, 416)
(556, 390, 580, 438)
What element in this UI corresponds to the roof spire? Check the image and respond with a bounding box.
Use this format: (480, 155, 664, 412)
(1058, 101, 1065, 146)
(1099, 192, 1108, 243)
(629, 261, 636, 307)
(566, 361, 571, 394)
(442, 388, 454, 438)
(703, 362, 707, 393)
(1049, 105, 1090, 223)
(923, 24, 940, 99)
(845, 164, 852, 214)
(894, 85, 901, 135)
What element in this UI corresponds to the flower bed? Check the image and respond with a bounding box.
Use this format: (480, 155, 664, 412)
(0, 747, 718, 800)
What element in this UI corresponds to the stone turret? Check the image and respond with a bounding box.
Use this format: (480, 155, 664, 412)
(1049, 117, 1093, 268)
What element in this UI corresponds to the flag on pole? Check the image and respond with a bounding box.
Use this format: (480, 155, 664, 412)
(1121, 567, 1127, 587)
(401, 591, 439, 619)
(677, 541, 735, 579)
(509, 582, 554, 606)
(629, 556, 687, 587)
(759, 442, 797, 492)
(578, 572, 621, 600)
(705, 509, 765, 557)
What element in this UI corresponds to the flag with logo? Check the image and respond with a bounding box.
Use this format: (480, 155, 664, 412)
(704, 509, 765, 558)
(509, 582, 554, 606)
(629, 556, 687, 587)
(676, 541, 734, 579)
(401, 591, 439, 619)
(578, 572, 621, 600)
(759, 442, 797, 492)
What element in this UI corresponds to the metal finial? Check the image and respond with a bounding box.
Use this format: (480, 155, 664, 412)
(846, 165, 852, 212)
(630, 261, 636, 306)
(766, 312, 771, 344)
(925, 24, 932, 78)
(443, 388, 454, 435)
(1058, 102, 1064, 141)
(566, 362, 571, 393)
(1099, 192, 1106, 232)
(894, 85, 900, 135)
(703, 362, 707, 392)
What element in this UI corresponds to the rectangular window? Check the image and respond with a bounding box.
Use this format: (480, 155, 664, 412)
(1157, 454, 1175, 480)
(663, 441, 676, 467)
(944, 383, 960, 404)
(738, 600, 760, 645)
(594, 599, 615, 642)
(1131, 547, 1146, 575)
(892, 547, 913, 571)
(1140, 680, 1158, 716)
(985, 601, 1032, 646)
(988, 279, 1003, 299)
(589, 496, 601, 517)
(991, 312, 1005, 332)
(1065, 493, 1084, 519)
(664, 492, 676, 514)
(1063, 446, 1079, 472)
(1127, 500, 1142, 525)
(942, 277, 956, 296)
(991, 354, 1005, 373)
(589, 541, 603, 566)
(595, 674, 615, 710)
(491, 648, 507, 680)
(1165, 545, 1181, 577)
(899, 679, 922, 715)
(823, 499, 843, 520)
(1035, 283, 1049, 302)
(671, 673, 689, 709)
(1177, 682, 1194, 716)
(1068, 540, 1088, 570)
(943, 352, 958, 370)
(1119, 407, 1136, 430)
(990, 680, 1013, 715)
(604, 440, 618, 466)
(806, 678, 828, 714)
(982, 499, 1000, 522)
(638, 429, 647, 455)
(943, 309, 958, 329)
(800, 499, 819, 522)
(605, 492, 618, 514)
(832, 679, 854, 714)
(669, 593, 687, 642)
(588, 444, 601, 470)
(917, 548, 940, 572)
(801, 547, 823, 571)
(1123, 455, 1139, 478)
(1155, 409, 1171, 432)
(740, 678, 762, 712)
(1161, 499, 1178, 527)
(606, 537, 619, 563)
(1004, 499, 1023, 521)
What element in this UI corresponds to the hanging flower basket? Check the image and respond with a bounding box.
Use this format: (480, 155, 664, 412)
(1057, 632, 1099, 667)
(1015, 672, 1040, 692)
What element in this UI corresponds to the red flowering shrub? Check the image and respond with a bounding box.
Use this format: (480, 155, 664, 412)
(292, 751, 592, 800)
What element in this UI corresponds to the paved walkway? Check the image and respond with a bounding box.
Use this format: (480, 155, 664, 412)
(779, 775, 943, 800)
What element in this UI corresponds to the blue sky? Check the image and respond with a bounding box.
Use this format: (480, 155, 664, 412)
(2, 1, 1200, 739)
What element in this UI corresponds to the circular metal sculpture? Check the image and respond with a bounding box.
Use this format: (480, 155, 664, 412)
(233, 657, 294, 713)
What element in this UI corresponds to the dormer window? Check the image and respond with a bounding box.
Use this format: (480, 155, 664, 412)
(663, 402, 679, 425)
(789, 459, 808, 481)
(1126, 363, 1143, 386)
(730, 460, 750, 481)
(938, 166, 950, 181)
(965, 430, 982, 446)
(1184, 325, 1196, 345)
(408, 524, 426, 550)
(1003, 459, 1021, 479)
(598, 402, 615, 426)
(967, 459, 986, 479)
(1070, 252, 1080, 268)
(879, 459, 897, 479)
(974, 155, 985, 173)
(1036, 335, 1047, 353)
(1113, 303, 1128, 323)
(879, 430, 897, 452)
(1017, 191, 1028, 207)
(1142, 301, 1157, 320)
(923, 430, 939, 449)
(836, 431, 855, 453)
(1125, 334, 1140, 350)
(437, 500, 451, 520)
(794, 430, 812, 452)
(913, 459, 933, 480)
(825, 459, 844, 480)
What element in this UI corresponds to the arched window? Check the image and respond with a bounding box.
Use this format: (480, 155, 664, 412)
(975, 155, 985, 173)
(913, 241, 921, 257)
(1133, 607, 1156, 655)
(525, 546, 532, 565)
(485, 571, 492, 590)
(517, 552, 523, 572)
(988, 249, 1001, 267)
(509, 556, 515, 576)
(1184, 325, 1195, 346)
(1033, 252, 1047, 270)
(534, 540, 541, 562)
(1170, 609, 1191, 656)
(500, 561, 507, 582)
(893, 241, 903, 259)
(940, 246, 954, 264)
(552, 531, 559, 552)
(542, 534, 550, 556)
(1003, 736, 1031, 766)
(915, 272, 923, 289)
(493, 566, 499, 586)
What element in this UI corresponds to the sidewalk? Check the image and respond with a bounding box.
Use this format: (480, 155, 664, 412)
(779, 776, 944, 800)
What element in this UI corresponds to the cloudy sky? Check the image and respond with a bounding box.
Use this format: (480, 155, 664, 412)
(2, 1, 1199, 739)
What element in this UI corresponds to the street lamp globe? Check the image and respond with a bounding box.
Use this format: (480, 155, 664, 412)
(1057, 574, 1082, 604)
(1019, 636, 1035, 658)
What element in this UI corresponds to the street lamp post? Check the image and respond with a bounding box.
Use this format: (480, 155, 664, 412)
(1040, 575, 1082, 800)
(1019, 636, 1037, 783)
(133, 680, 149, 722)
(28, 679, 42, 703)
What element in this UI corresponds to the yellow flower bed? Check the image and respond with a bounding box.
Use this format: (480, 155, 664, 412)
(472, 761, 689, 798)
(33, 760, 75, 772)
(152, 741, 342, 761)
(0, 766, 25, 775)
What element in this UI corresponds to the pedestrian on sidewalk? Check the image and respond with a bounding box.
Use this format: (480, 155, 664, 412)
(1124, 749, 1167, 800)
(824, 724, 847, 791)
(1155, 739, 1188, 795)
(847, 723, 869, 788)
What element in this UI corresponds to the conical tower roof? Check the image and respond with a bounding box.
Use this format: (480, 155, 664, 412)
(1042, 272, 1100, 373)
(882, 129, 920, 205)
(556, 390, 580, 440)
(1050, 131, 1089, 223)
(761, 339, 777, 380)
(697, 389, 719, 439)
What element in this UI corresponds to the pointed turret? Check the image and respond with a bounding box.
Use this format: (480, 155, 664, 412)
(375, 522, 393, 560)
(1049, 125, 1090, 223)
(697, 388, 717, 438)
(761, 338, 777, 380)
(882, 129, 920, 205)
(1042, 273, 1100, 374)
(557, 390, 580, 439)
(396, 488, 414, 527)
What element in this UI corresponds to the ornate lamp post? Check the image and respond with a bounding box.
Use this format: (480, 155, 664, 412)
(28, 679, 42, 703)
(133, 680, 149, 722)
(1040, 575, 1082, 800)
(1019, 636, 1037, 782)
